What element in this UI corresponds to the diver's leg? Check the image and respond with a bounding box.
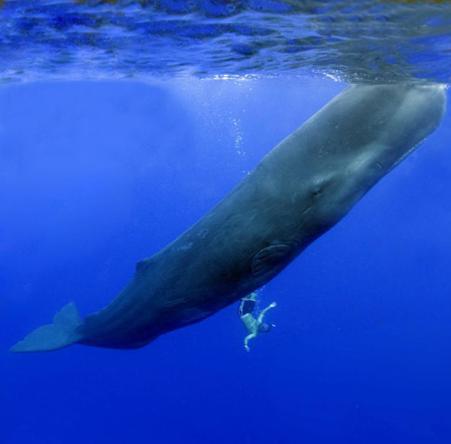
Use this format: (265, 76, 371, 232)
(257, 302, 277, 324)
(244, 333, 257, 352)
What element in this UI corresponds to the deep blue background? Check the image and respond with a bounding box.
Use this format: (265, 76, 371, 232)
(1, 79, 451, 443)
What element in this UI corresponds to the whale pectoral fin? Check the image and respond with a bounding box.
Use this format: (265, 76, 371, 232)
(251, 242, 295, 281)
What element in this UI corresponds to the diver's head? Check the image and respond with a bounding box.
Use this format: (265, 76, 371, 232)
(259, 322, 273, 333)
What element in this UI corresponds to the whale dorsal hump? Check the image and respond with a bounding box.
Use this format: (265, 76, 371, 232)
(251, 242, 295, 280)
(135, 258, 153, 276)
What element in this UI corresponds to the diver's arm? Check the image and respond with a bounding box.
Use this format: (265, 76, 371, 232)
(239, 292, 257, 317)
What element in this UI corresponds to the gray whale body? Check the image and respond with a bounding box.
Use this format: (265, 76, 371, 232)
(12, 84, 446, 352)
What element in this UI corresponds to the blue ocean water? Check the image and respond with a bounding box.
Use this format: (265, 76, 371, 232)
(1, 2, 451, 444)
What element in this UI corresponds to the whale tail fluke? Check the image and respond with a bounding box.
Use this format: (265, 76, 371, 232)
(11, 302, 82, 353)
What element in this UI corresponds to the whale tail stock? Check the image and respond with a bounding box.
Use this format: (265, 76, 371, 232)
(11, 303, 82, 353)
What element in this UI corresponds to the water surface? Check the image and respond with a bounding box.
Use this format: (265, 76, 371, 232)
(1, 0, 451, 82)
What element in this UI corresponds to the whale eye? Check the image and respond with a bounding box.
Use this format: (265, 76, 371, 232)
(310, 174, 337, 199)
(312, 185, 322, 197)
(310, 181, 325, 199)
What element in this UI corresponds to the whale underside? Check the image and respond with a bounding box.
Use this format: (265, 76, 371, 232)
(12, 83, 446, 353)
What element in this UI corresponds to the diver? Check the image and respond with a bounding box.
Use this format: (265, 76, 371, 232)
(239, 292, 276, 352)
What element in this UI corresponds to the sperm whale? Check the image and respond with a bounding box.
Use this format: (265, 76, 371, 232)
(12, 83, 446, 352)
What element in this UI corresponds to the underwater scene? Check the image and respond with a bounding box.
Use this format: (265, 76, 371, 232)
(1, 1, 451, 443)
